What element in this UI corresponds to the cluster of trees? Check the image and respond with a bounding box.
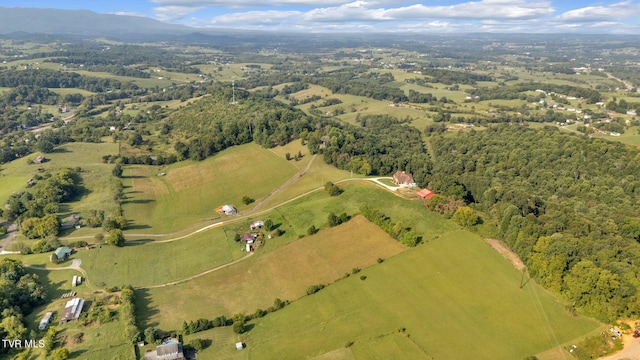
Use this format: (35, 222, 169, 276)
(0, 259, 46, 356)
(165, 85, 314, 161)
(305, 115, 431, 183)
(0, 69, 133, 92)
(2, 168, 83, 239)
(467, 82, 602, 104)
(607, 98, 640, 114)
(409, 69, 493, 85)
(120, 286, 140, 343)
(180, 297, 289, 336)
(427, 125, 640, 320)
(359, 205, 419, 247)
(181, 316, 229, 335)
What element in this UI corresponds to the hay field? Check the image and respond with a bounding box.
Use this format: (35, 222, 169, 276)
(241, 230, 601, 360)
(122, 143, 297, 234)
(137, 216, 408, 331)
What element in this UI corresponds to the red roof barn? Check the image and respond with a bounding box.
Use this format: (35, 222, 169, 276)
(417, 189, 435, 199)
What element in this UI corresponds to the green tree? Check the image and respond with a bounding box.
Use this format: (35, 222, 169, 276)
(452, 206, 478, 227)
(107, 229, 125, 247)
(112, 164, 123, 178)
(144, 326, 159, 344)
(264, 219, 273, 231)
(328, 212, 339, 227)
(50, 348, 69, 360)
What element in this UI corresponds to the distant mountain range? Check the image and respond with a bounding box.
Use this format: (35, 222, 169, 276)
(0, 7, 193, 37)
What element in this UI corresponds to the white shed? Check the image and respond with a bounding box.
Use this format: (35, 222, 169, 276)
(236, 342, 244, 350)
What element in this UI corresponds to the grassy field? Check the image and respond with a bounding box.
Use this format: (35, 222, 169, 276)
(0, 143, 118, 222)
(121, 143, 297, 234)
(136, 215, 408, 331)
(239, 230, 601, 360)
(76, 226, 238, 288)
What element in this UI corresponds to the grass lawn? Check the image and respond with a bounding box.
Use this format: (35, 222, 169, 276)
(0, 142, 119, 229)
(183, 327, 249, 360)
(136, 215, 408, 332)
(240, 230, 601, 360)
(121, 143, 297, 234)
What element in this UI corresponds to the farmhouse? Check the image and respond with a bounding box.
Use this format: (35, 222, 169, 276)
(392, 171, 416, 188)
(53, 246, 72, 262)
(144, 342, 185, 360)
(417, 188, 436, 199)
(59, 298, 84, 324)
(39, 311, 53, 330)
(241, 233, 258, 244)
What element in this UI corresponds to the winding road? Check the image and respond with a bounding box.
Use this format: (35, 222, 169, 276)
(6, 172, 403, 290)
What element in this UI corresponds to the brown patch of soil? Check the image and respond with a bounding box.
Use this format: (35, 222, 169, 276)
(484, 238, 525, 271)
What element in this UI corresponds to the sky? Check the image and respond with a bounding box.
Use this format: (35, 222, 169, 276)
(4, 0, 640, 33)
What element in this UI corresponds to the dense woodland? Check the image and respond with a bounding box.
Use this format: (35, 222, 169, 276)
(428, 126, 640, 320)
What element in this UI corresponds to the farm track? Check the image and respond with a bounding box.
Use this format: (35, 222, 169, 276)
(42, 176, 401, 289)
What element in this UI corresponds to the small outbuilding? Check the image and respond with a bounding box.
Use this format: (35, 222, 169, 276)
(53, 246, 72, 262)
(250, 220, 264, 230)
(39, 312, 53, 330)
(235, 342, 244, 351)
(417, 189, 436, 200)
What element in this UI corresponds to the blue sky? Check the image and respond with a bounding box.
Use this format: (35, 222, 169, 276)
(3, 0, 640, 33)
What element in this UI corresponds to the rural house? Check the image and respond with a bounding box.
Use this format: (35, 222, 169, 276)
(59, 298, 84, 324)
(392, 171, 416, 188)
(53, 246, 72, 262)
(144, 342, 185, 360)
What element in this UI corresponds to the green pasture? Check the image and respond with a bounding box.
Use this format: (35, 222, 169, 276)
(0, 173, 30, 206)
(42, 142, 120, 220)
(121, 142, 297, 234)
(71, 69, 177, 88)
(77, 226, 240, 288)
(183, 327, 248, 360)
(49, 87, 95, 97)
(136, 215, 408, 331)
(140, 181, 458, 329)
(241, 230, 601, 360)
(253, 153, 358, 211)
(1, 142, 117, 216)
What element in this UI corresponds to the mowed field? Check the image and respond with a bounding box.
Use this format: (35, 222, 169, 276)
(137, 216, 408, 331)
(121, 143, 298, 234)
(238, 230, 601, 360)
(76, 226, 237, 288)
(0, 142, 118, 219)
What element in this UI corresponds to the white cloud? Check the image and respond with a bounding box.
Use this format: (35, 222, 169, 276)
(151, 0, 351, 7)
(112, 11, 148, 17)
(385, 0, 554, 20)
(554, 1, 640, 23)
(153, 5, 204, 21)
(209, 10, 302, 25)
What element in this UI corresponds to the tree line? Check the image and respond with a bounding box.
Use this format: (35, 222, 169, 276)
(427, 125, 640, 321)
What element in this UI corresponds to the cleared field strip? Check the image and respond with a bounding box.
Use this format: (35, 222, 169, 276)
(241, 230, 600, 360)
(137, 215, 408, 331)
